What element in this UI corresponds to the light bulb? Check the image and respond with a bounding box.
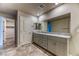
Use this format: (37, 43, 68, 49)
(55, 3, 59, 5)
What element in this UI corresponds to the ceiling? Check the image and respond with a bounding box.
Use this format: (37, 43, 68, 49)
(0, 3, 60, 16)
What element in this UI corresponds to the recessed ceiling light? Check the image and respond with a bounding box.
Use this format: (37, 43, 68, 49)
(55, 3, 59, 5)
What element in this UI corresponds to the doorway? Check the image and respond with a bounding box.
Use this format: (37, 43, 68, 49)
(4, 18, 16, 49)
(19, 16, 33, 46)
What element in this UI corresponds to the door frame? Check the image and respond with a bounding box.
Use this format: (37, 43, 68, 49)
(15, 16, 18, 47)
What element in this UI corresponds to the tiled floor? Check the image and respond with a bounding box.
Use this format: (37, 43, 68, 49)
(0, 43, 48, 56)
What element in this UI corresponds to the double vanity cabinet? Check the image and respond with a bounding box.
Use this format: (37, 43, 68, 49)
(32, 32, 70, 56)
(33, 34, 48, 49)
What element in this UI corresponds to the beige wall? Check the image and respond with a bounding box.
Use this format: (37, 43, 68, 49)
(39, 4, 79, 56)
(70, 4, 79, 56)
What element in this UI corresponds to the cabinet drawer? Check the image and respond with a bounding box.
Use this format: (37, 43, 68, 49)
(48, 36, 56, 40)
(42, 43, 48, 49)
(55, 41, 67, 56)
(42, 35, 47, 38)
(55, 37, 67, 43)
(42, 39, 47, 42)
(48, 38, 56, 53)
(33, 38, 38, 43)
(38, 39, 43, 45)
(48, 36, 67, 43)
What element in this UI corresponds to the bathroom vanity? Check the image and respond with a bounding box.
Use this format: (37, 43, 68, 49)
(32, 32, 71, 56)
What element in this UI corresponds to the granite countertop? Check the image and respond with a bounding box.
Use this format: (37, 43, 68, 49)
(33, 31, 71, 39)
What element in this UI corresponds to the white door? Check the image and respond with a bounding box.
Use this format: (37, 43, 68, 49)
(19, 16, 33, 45)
